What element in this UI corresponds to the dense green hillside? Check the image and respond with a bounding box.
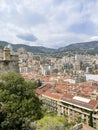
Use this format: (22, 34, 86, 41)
(13, 44, 55, 54)
(0, 41, 10, 49)
(58, 41, 98, 51)
(0, 41, 55, 54)
(55, 41, 98, 57)
(0, 40, 98, 57)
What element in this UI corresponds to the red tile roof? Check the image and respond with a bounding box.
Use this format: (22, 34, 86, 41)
(63, 94, 74, 99)
(89, 100, 98, 107)
(55, 86, 68, 92)
(43, 91, 63, 100)
(36, 84, 52, 95)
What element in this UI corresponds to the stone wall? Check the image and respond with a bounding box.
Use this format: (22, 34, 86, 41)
(0, 46, 19, 75)
(0, 60, 19, 75)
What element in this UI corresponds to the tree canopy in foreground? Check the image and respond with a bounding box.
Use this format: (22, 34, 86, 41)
(0, 72, 43, 130)
(30, 115, 74, 130)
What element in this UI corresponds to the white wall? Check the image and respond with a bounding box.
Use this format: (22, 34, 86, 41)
(86, 74, 98, 81)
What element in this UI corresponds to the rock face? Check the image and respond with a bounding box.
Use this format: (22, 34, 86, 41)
(0, 46, 19, 75)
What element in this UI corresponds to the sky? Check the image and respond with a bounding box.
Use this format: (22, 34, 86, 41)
(0, 0, 98, 48)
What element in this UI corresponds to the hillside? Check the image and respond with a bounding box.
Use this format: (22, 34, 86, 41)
(0, 41, 98, 57)
(55, 41, 98, 56)
(0, 41, 55, 55)
(58, 41, 98, 51)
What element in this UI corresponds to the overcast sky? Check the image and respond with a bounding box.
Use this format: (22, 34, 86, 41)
(0, 0, 98, 48)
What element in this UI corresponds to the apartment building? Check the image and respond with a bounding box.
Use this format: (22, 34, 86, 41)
(36, 84, 98, 129)
(58, 94, 98, 129)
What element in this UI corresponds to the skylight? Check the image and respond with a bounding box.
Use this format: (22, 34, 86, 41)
(73, 96, 90, 103)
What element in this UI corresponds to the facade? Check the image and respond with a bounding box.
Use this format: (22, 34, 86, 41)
(58, 94, 98, 129)
(0, 46, 19, 75)
(36, 85, 98, 130)
(40, 65, 53, 76)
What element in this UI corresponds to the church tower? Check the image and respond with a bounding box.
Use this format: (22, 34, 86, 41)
(3, 46, 10, 61)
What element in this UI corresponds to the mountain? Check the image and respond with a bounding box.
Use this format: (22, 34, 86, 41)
(0, 41, 98, 57)
(58, 41, 98, 51)
(56, 41, 98, 56)
(0, 41, 55, 55)
(0, 41, 10, 49)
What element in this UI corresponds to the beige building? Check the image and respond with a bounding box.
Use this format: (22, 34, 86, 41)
(58, 94, 98, 129)
(36, 85, 98, 130)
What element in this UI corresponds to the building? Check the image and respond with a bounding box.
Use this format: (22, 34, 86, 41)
(86, 74, 98, 81)
(58, 94, 98, 129)
(0, 46, 19, 75)
(36, 84, 98, 129)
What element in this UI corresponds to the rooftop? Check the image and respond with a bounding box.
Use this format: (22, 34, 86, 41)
(73, 96, 90, 103)
(61, 94, 98, 111)
(42, 91, 63, 100)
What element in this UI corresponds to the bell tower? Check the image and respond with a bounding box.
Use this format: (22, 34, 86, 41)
(3, 46, 10, 61)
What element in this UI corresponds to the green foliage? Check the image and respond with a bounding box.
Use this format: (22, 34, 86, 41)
(89, 112, 93, 127)
(36, 79, 42, 88)
(0, 72, 43, 130)
(30, 115, 74, 130)
(76, 116, 82, 124)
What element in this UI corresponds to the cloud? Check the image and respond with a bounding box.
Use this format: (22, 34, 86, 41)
(16, 33, 38, 42)
(0, 0, 98, 48)
(90, 36, 98, 41)
(69, 21, 96, 35)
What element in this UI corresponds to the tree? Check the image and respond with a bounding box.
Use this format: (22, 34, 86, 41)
(89, 112, 93, 127)
(30, 115, 74, 130)
(36, 79, 42, 88)
(0, 72, 43, 130)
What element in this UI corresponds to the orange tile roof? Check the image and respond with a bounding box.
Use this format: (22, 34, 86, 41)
(36, 84, 52, 95)
(63, 94, 74, 99)
(89, 100, 98, 106)
(55, 86, 68, 92)
(43, 91, 63, 100)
